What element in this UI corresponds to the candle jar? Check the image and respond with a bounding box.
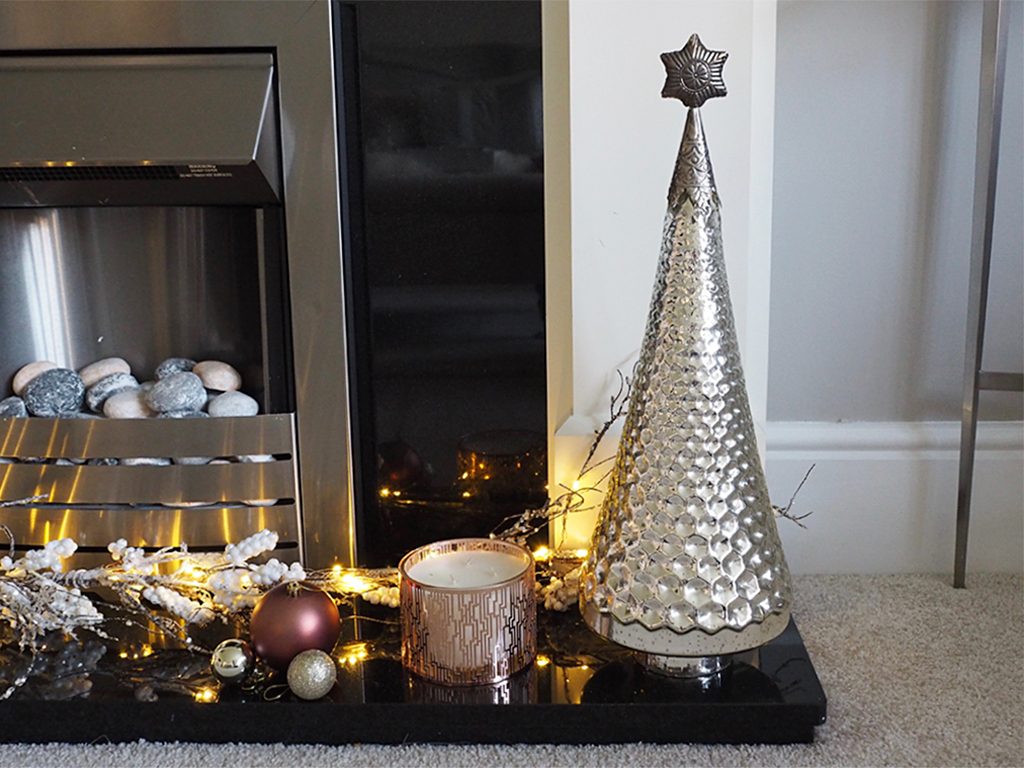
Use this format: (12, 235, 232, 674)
(399, 538, 536, 686)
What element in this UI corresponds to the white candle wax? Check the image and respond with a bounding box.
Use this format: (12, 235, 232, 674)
(406, 549, 526, 589)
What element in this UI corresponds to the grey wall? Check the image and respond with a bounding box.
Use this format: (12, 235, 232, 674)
(768, 0, 1023, 422)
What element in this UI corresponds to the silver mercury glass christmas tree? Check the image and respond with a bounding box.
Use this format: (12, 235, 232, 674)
(579, 34, 792, 677)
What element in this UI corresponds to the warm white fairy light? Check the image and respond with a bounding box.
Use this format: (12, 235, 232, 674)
(1, 513, 596, 657)
(337, 572, 371, 594)
(0, 528, 302, 650)
(193, 687, 218, 704)
(337, 641, 370, 666)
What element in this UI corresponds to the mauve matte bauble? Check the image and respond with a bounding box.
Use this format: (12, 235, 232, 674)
(249, 582, 341, 670)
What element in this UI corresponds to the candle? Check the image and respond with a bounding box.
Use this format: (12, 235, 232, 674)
(405, 549, 527, 589)
(400, 538, 536, 686)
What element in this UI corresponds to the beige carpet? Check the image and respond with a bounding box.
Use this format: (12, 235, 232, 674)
(1, 573, 1021, 767)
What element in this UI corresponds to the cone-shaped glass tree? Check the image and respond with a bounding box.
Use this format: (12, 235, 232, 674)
(579, 34, 792, 676)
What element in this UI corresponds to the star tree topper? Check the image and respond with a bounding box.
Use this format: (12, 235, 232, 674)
(660, 33, 728, 108)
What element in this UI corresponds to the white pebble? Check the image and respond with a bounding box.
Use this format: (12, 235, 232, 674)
(193, 361, 242, 392)
(78, 357, 131, 388)
(12, 361, 58, 396)
(207, 391, 258, 418)
(103, 388, 153, 418)
(120, 457, 172, 466)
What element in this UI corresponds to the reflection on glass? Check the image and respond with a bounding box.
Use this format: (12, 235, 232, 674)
(344, 1, 546, 564)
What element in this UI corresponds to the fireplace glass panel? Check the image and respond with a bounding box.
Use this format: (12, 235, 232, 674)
(339, 1, 546, 565)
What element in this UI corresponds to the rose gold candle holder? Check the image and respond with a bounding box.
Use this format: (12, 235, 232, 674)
(399, 538, 536, 686)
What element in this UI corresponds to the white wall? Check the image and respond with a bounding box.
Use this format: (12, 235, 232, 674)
(768, 0, 1023, 423)
(765, 0, 1023, 574)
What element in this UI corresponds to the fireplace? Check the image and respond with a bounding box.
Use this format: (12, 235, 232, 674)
(0, 3, 352, 568)
(0, 0, 547, 569)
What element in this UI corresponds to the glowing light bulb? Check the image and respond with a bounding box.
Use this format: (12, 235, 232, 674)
(338, 572, 371, 594)
(337, 642, 370, 666)
(193, 687, 218, 703)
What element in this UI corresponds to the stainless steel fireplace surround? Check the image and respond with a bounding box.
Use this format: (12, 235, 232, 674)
(0, 2, 353, 567)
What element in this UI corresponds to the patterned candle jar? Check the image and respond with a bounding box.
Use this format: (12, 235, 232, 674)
(399, 538, 536, 686)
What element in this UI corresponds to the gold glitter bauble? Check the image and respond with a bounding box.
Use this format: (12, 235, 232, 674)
(286, 649, 337, 700)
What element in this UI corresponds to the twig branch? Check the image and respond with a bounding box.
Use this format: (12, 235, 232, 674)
(773, 464, 816, 528)
(578, 369, 630, 478)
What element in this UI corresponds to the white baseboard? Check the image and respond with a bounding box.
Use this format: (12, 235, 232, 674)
(766, 420, 1023, 454)
(765, 421, 1023, 575)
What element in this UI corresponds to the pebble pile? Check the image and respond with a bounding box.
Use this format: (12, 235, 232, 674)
(2, 357, 259, 421)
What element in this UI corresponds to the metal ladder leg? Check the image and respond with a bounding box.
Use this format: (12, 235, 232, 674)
(954, 0, 1013, 589)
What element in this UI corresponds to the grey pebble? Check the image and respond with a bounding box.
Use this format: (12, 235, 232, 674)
(120, 457, 172, 466)
(155, 358, 196, 380)
(87, 458, 119, 466)
(145, 372, 206, 413)
(86, 373, 139, 413)
(175, 456, 212, 465)
(0, 396, 28, 418)
(207, 391, 259, 418)
(23, 368, 85, 417)
(158, 410, 210, 419)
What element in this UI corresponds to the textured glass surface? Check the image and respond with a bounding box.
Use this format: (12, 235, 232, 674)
(580, 103, 792, 656)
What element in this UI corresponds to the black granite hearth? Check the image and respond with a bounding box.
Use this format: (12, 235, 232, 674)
(0, 611, 826, 745)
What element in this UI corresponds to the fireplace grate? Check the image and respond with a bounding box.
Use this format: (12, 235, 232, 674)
(0, 414, 302, 557)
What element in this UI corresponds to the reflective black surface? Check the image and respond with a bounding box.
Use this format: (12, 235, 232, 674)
(0, 611, 826, 744)
(336, 1, 547, 565)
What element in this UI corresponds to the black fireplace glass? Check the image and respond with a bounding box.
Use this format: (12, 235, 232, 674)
(335, 0, 546, 565)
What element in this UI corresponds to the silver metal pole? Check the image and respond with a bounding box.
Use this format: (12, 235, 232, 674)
(954, 0, 1009, 589)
